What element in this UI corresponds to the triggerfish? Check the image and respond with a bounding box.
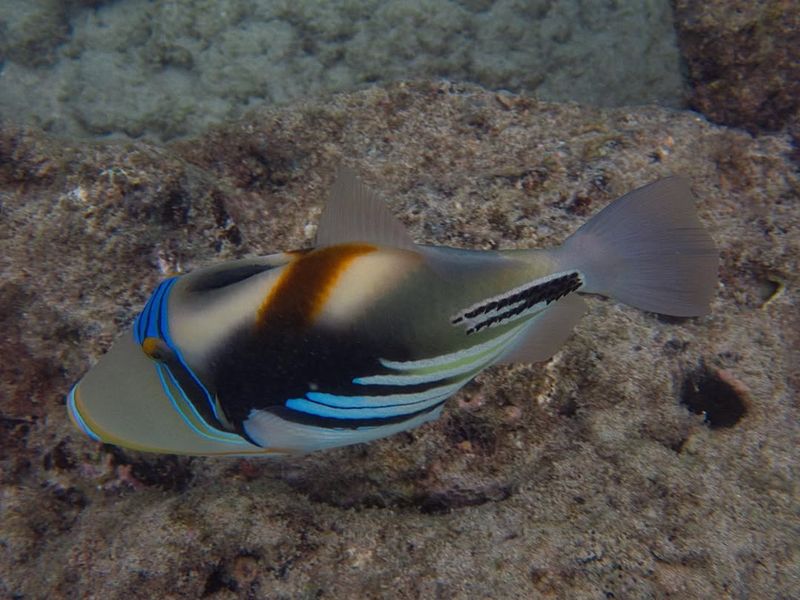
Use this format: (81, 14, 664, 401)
(68, 168, 717, 456)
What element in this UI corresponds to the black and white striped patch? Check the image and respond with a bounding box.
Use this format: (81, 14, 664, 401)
(451, 271, 583, 334)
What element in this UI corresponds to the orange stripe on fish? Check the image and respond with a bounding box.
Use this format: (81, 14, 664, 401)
(257, 243, 378, 329)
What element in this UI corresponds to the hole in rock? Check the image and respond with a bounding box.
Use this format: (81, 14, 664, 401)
(680, 366, 747, 429)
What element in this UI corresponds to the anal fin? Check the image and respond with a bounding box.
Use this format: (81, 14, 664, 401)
(494, 294, 586, 364)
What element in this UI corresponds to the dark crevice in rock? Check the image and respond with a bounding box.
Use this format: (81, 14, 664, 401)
(160, 185, 192, 227)
(43, 440, 77, 471)
(105, 447, 195, 492)
(202, 563, 232, 596)
(202, 552, 265, 595)
(282, 467, 516, 514)
(414, 483, 514, 515)
(680, 365, 748, 429)
(444, 412, 498, 455)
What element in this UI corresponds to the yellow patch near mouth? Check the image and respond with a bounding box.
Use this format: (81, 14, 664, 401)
(141, 337, 164, 359)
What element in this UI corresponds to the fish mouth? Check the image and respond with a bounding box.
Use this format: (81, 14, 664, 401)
(66, 331, 279, 456)
(66, 384, 101, 442)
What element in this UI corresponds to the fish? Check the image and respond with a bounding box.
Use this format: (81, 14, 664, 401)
(67, 168, 718, 456)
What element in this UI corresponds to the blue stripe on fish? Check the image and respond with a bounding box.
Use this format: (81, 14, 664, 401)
(67, 385, 101, 442)
(162, 342, 225, 426)
(133, 277, 227, 425)
(285, 391, 451, 420)
(134, 277, 177, 343)
(156, 363, 245, 445)
(304, 380, 464, 409)
(157, 280, 170, 339)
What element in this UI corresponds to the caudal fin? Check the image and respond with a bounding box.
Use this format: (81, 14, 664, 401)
(554, 177, 718, 316)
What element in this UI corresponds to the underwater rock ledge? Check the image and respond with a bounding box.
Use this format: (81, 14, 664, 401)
(673, 0, 800, 137)
(1, 81, 798, 599)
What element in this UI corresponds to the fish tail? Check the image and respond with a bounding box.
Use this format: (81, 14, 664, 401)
(552, 177, 718, 316)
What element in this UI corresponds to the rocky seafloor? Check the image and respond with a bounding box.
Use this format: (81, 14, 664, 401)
(1, 80, 798, 598)
(0, 0, 684, 141)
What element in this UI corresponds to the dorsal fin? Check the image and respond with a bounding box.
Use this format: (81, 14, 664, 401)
(315, 167, 417, 250)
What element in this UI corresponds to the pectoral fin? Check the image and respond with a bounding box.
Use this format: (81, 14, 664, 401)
(493, 294, 586, 364)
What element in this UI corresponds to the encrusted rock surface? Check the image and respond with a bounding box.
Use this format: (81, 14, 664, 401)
(673, 0, 800, 136)
(0, 0, 684, 141)
(1, 82, 798, 598)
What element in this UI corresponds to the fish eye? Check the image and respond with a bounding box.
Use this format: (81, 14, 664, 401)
(141, 337, 170, 361)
